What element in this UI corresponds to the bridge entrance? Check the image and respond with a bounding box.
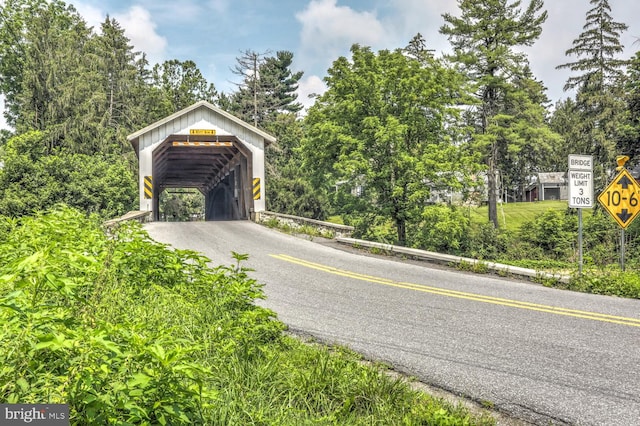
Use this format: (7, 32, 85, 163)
(151, 136, 253, 221)
(127, 101, 275, 221)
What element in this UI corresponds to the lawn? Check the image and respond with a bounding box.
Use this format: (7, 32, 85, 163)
(466, 200, 571, 231)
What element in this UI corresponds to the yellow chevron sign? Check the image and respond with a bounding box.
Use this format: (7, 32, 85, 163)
(597, 168, 640, 229)
(253, 178, 261, 200)
(144, 176, 153, 199)
(171, 141, 232, 147)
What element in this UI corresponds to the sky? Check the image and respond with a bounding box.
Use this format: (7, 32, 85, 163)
(1, 0, 639, 130)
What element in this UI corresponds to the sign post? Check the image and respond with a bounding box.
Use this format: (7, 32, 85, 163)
(597, 160, 640, 270)
(568, 155, 593, 274)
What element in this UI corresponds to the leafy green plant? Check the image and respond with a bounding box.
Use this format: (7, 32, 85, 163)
(410, 205, 470, 254)
(568, 268, 640, 298)
(457, 260, 489, 274)
(519, 209, 576, 259)
(0, 206, 495, 424)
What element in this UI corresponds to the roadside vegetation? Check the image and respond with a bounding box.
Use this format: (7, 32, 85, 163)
(1, 0, 639, 421)
(0, 206, 495, 425)
(335, 201, 640, 299)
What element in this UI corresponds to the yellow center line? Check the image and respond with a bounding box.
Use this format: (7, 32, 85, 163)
(270, 254, 640, 328)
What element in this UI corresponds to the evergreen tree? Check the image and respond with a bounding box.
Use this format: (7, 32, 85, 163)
(619, 51, 640, 164)
(264, 113, 329, 219)
(556, 0, 628, 184)
(7, 0, 96, 151)
(498, 68, 562, 201)
(150, 59, 218, 116)
(260, 51, 303, 121)
(228, 50, 303, 128)
(549, 97, 584, 168)
(440, 0, 548, 227)
(92, 16, 144, 153)
(229, 49, 268, 126)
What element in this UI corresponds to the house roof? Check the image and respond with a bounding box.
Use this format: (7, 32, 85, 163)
(537, 172, 566, 184)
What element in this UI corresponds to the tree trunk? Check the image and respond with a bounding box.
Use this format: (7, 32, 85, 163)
(396, 217, 406, 247)
(488, 143, 499, 228)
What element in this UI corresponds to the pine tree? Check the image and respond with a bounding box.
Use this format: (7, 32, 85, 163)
(228, 50, 303, 128)
(150, 59, 218, 116)
(440, 0, 548, 227)
(556, 0, 628, 184)
(618, 51, 640, 163)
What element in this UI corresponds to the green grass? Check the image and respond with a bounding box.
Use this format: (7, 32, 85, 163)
(467, 200, 570, 231)
(0, 207, 496, 425)
(327, 215, 345, 225)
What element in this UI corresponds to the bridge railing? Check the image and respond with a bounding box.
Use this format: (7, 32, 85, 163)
(103, 211, 152, 228)
(255, 211, 354, 239)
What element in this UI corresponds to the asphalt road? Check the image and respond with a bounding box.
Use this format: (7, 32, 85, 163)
(145, 220, 640, 425)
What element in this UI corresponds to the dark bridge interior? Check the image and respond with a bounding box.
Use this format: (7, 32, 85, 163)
(151, 134, 253, 221)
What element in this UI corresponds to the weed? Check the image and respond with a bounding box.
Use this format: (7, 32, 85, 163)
(0, 206, 495, 424)
(457, 260, 489, 274)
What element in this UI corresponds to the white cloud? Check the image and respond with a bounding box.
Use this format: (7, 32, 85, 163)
(296, 0, 385, 74)
(296, 75, 327, 113)
(114, 6, 167, 65)
(73, 2, 105, 31)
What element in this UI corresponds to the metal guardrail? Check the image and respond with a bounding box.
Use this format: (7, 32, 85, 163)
(256, 211, 354, 238)
(336, 237, 571, 284)
(103, 211, 152, 227)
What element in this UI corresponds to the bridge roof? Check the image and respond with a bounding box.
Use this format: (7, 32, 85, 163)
(127, 100, 276, 155)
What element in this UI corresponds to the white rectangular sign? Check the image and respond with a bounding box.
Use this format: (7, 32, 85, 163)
(568, 170, 593, 208)
(568, 154, 593, 171)
(568, 154, 593, 208)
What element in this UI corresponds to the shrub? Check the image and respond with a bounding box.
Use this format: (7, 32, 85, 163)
(569, 268, 640, 298)
(0, 206, 494, 424)
(519, 209, 576, 259)
(0, 206, 282, 423)
(409, 205, 470, 254)
(464, 222, 511, 260)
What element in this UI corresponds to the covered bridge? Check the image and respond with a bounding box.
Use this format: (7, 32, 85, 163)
(127, 101, 275, 221)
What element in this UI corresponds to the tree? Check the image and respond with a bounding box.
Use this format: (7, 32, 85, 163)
(259, 51, 304, 121)
(90, 16, 146, 154)
(549, 97, 585, 168)
(556, 0, 628, 91)
(556, 0, 628, 185)
(228, 50, 269, 126)
(497, 67, 562, 201)
(302, 44, 464, 245)
(440, 0, 548, 227)
(1, 0, 97, 150)
(0, 1, 146, 155)
(619, 51, 640, 163)
(150, 59, 218, 116)
(228, 50, 303, 128)
(264, 113, 329, 219)
(0, 131, 136, 218)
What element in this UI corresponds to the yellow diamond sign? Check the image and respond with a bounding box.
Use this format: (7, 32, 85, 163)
(597, 169, 640, 229)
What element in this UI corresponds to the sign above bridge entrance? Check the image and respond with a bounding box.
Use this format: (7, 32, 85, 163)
(190, 129, 216, 135)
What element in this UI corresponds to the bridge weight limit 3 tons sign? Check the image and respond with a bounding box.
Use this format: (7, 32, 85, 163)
(568, 154, 593, 275)
(568, 155, 593, 208)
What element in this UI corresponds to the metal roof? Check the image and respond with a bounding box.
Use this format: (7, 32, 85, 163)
(127, 100, 276, 154)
